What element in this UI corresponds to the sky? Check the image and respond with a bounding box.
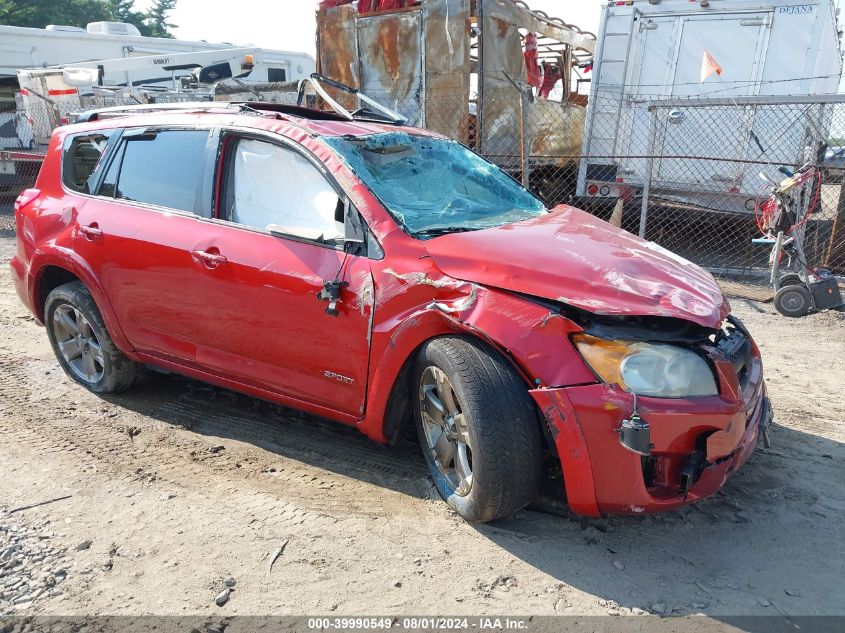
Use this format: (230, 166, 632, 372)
(137, 0, 606, 55)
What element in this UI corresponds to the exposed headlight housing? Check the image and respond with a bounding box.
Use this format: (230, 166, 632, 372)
(573, 334, 718, 398)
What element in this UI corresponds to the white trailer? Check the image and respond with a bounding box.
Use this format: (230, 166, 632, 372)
(17, 47, 281, 145)
(0, 22, 315, 89)
(577, 0, 843, 215)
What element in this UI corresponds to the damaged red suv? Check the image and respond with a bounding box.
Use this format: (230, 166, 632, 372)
(11, 95, 771, 522)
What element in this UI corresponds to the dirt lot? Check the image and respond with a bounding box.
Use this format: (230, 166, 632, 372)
(1, 204, 844, 621)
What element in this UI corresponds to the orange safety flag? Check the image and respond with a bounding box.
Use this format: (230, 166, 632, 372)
(700, 49, 723, 83)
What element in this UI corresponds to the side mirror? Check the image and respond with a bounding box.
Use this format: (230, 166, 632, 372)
(343, 200, 369, 254)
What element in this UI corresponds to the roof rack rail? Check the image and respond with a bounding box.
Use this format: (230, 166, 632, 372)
(73, 75, 409, 126)
(74, 101, 231, 123)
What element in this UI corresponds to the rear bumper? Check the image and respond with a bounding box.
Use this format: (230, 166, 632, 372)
(531, 378, 769, 518)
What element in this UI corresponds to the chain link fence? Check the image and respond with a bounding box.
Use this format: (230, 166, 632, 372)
(607, 95, 845, 293)
(4, 86, 845, 300)
(375, 90, 845, 297)
(0, 95, 43, 198)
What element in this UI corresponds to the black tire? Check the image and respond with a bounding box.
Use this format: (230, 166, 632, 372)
(774, 284, 813, 318)
(45, 281, 138, 393)
(774, 273, 803, 291)
(412, 336, 543, 523)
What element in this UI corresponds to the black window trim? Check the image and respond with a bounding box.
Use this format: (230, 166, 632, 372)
(60, 130, 120, 196)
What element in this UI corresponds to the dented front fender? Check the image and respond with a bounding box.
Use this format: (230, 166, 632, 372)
(356, 255, 598, 443)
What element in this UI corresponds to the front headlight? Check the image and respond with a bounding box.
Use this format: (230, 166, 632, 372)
(573, 334, 718, 398)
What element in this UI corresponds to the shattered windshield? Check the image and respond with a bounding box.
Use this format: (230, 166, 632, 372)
(324, 132, 546, 237)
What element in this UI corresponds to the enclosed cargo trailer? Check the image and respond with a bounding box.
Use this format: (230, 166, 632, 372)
(577, 0, 843, 215)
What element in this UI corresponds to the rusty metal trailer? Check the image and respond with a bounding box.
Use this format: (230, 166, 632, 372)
(316, 0, 596, 204)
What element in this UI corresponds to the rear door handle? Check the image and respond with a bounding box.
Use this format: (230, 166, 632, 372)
(79, 223, 103, 240)
(191, 249, 228, 268)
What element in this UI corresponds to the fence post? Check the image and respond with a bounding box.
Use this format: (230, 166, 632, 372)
(501, 68, 533, 189)
(639, 107, 657, 238)
(519, 89, 531, 189)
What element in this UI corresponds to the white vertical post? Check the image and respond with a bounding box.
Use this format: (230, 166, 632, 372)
(639, 107, 658, 238)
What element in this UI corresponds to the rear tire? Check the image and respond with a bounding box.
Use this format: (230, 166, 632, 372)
(774, 284, 813, 318)
(45, 281, 138, 393)
(412, 336, 543, 523)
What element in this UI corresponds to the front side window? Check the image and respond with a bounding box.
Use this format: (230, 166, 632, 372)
(323, 132, 547, 237)
(223, 138, 343, 241)
(62, 133, 111, 194)
(108, 129, 208, 213)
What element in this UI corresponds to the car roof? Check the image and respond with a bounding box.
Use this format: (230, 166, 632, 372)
(64, 102, 442, 141)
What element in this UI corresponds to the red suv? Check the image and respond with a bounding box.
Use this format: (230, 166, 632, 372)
(11, 99, 771, 522)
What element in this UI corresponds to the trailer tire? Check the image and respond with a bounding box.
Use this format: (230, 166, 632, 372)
(774, 284, 812, 318)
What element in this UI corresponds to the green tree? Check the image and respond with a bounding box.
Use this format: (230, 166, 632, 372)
(106, 0, 136, 21)
(0, 0, 177, 38)
(144, 0, 177, 38)
(0, 0, 110, 29)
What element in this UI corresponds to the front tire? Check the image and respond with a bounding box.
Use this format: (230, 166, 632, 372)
(45, 281, 138, 393)
(413, 336, 543, 523)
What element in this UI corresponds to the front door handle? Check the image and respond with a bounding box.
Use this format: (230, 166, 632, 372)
(79, 223, 103, 240)
(192, 249, 228, 269)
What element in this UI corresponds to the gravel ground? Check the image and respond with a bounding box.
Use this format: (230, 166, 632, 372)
(0, 206, 844, 620)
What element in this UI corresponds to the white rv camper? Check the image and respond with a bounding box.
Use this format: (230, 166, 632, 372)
(577, 0, 843, 215)
(16, 47, 291, 145)
(0, 23, 315, 189)
(0, 22, 315, 91)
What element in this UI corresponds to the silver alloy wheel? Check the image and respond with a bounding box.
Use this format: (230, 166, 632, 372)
(419, 366, 473, 496)
(52, 304, 105, 384)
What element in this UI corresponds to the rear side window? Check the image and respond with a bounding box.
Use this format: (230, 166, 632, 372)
(106, 129, 208, 213)
(62, 134, 111, 194)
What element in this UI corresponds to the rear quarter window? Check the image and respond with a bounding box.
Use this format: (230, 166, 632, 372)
(62, 134, 112, 194)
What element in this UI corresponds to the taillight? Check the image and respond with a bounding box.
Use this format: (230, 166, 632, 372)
(587, 184, 599, 196)
(14, 188, 41, 213)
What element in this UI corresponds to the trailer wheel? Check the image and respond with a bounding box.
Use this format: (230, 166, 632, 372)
(774, 284, 812, 318)
(774, 273, 803, 291)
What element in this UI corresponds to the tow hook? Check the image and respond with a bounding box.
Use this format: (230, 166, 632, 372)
(679, 451, 707, 499)
(616, 394, 653, 456)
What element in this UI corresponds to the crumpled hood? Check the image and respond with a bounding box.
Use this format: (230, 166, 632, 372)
(423, 206, 729, 329)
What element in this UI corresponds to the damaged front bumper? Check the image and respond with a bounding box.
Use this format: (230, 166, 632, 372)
(530, 362, 770, 518)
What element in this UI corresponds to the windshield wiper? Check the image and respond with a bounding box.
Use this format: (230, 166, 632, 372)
(413, 226, 483, 238)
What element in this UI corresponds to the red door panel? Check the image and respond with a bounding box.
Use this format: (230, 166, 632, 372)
(182, 223, 373, 416)
(73, 199, 211, 362)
